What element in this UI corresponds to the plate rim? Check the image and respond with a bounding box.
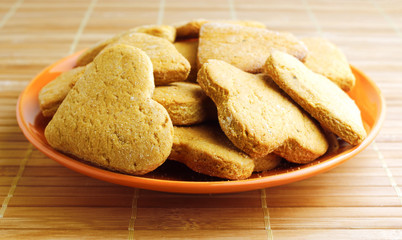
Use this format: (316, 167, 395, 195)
(16, 52, 386, 194)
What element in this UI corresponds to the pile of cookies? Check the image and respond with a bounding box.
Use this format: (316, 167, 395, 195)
(39, 19, 366, 180)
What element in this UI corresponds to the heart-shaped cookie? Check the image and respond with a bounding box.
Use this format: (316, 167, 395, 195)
(45, 44, 174, 175)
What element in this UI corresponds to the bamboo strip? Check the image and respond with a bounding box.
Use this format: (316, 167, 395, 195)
(0, 230, 128, 240)
(0, 0, 23, 29)
(273, 229, 402, 240)
(0, 144, 31, 217)
(9, 196, 133, 207)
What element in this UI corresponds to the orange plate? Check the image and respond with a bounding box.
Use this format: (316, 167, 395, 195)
(16, 51, 386, 194)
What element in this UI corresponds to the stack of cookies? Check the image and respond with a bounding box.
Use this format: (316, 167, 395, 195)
(40, 19, 366, 180)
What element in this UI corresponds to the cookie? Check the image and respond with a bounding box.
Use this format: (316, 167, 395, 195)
(170, 124, 261, 180)
(76, 37, 118, 67)
(153, 82, 217, 125)
(76, 24, 176, 67)
(264, 50, 366, 145)
(174, 39, 198, 82)
(175, 19, 266, 39)
(197, 59, 328, 163)
(130, 24, 176, 42)
(45, 44, 174, 175)
(39, 66, 86, 117)
(253, 154, 282, 173)
(302, 37, 355, 91)
(105, 33, 191, 85)
(197, 23, 308, 73)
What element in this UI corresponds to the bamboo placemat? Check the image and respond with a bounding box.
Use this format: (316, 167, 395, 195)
(1, 0, 402, 239)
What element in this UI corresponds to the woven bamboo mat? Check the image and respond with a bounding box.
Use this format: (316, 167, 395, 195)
(1, 0, 402, 239)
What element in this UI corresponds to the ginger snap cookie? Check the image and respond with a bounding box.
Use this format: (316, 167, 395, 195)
(302, 37, 355, 91)
(39, 66, 86, 117)
(45, 44, 174, 175)
(175, 19, 266, 39)
(76, 24, 176, 67)
(174, 39, 198, 82)
(170, 124, 280, 180)
(198, 59, 328, 163)
(264, 50, 366, 145)
(153, 82, 217, 126)
(197, 23, 308, 73)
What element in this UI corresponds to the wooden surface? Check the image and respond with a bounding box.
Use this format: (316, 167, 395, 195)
(1, 0, 402, 239)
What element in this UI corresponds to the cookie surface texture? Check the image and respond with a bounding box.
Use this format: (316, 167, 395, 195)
(198, 59, 328, 163)
(76, 25, 177, 67)
(45, 44, 174, 175)
(169, 124, 254, 180)
(197, 23, 308, 73)
(175, 19, 266, 39)
(264, 50, 366, 145)
(39, 66, 86, 117)
(153, 82, 217, 125)
(302, 37, 355, 91)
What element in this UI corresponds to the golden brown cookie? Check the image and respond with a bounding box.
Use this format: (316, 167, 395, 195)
(169, 124, 255, 180)
(198, 59, 328, 163)
(76, 24, 176, 67)
(302, 37, 355, 91)
(106, 33, 191, 85)
(264, 50, 366, 145)
(197, 23, 308, 73)
(76, 37, 118, 67)
(175, 19, 266, 39)
(39, 66, 86, 117)
(253, 154, 282, 173)
(174, 39, 199, 82)
(45, 44, 174, 175)
(153, 82, 217, 125)
(130, 24, 176, 42)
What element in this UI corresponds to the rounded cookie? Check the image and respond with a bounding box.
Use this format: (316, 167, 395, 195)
(264, 50, 366, 145)
(153, 82, 217, 126)
(39, 66, 86, 117)
(169, 124, 255, 180)
(129, 24, 176, 42)
(45, 44, 174, 175)
(107, 33, 191, 85)
(76, 24, 177, 67)
(253, 154, 282, 173)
